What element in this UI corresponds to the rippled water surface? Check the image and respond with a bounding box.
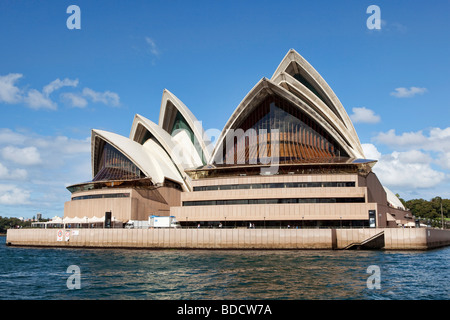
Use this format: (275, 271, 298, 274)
(0, 236, 448, 300)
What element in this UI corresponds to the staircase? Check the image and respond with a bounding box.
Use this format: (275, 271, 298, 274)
(343, 230, 385, 250)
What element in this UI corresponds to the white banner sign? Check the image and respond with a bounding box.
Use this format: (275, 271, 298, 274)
(57, 229, 63, 241)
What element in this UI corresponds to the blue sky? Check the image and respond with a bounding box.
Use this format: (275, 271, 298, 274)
(0, 0, 449, 219)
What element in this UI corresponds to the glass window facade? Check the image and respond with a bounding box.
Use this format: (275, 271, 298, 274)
(293, 72, 328, 107)
(284, 61, 344, 123)
(139, 128, 154, 145)
(183, 197, 365, 206)
(193, 181, 355, 191)
(72, 193, 130, 201)
(216, 95, 348, 165)
(93, 141, 145, 182)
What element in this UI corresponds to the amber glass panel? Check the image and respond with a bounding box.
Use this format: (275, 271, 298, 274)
(217, 95, 347, 165)
(93, 142, 144, 181)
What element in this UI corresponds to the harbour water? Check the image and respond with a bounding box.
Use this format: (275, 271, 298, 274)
(0, 236, 448, 300)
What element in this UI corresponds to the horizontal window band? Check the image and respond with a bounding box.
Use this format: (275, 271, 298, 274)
(72, 193, 130, 201)
(193, 181, 355, 191)
(183, 197, 365, 206)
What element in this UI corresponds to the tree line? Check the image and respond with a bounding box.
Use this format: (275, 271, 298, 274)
(397, 196, 449, 223)
(0, 217, 32, 234)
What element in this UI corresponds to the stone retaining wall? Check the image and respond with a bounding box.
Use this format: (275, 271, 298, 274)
(6, 228, 450, 250)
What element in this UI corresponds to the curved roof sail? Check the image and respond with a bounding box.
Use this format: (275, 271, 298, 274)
(158, 89, 211, 165)
(130, 114, 201, 170)
(271, 49, 364, 158)
(210, 77, 362, 165)
(383, 186, 406, 210)
(91, 129, 188, 191)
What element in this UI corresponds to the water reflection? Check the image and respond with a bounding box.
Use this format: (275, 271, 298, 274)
(1, 237, 449, 300)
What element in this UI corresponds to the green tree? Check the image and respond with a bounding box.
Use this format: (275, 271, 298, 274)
(405, 197, 449, 225)
(395, 193, 407, 208)
(0, 216, 31, 234)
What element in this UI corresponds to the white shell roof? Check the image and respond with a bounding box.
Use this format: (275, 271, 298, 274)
(130, 114, 203, 170)
(271, 49, 364, 158)
(91, 129, 186, 189)
(158, 89, 211, 162)
(383, 186, 406, 210)
(209, 50, 367, 163)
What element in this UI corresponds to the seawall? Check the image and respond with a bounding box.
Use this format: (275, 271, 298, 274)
(6, 228, 450, 250)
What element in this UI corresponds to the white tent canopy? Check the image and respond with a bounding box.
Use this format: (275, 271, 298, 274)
(32, 215, 123, 228)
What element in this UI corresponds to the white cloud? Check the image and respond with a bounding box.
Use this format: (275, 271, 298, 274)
(145, 37, 160, 56)
(350, 107, 380, 124)
(0, 129, 92, 216)
(1, 146, 42, 165)
(370, 126, 450, 194)
(0, 73, 23, 104)
(438, 152, 450, 170)
(364, 126, 450, 199)
(43, 78, 78, 97)
(61, 88, 121, 108)
(61, 92, 88, 108)
(379, 151, 445, 189)
(0, 128, 27, 145)
(0, 184, 31, 205)
(0, 73, 119, 110)
(374, 129, 426, 148)
(390, 87, 427, 98)
(0, 75, 79, 110)
(24, 88, 57, 110)
(0, 130, 91, 157)
(363, 144, 446, 190)
(54, 136, 91, 154)
(374, 127, 450, 153)
(0, 162, 27, 180)
(24, 77, 79, 110)
(82, 87, 120, 107)
(361, 143, 381, 160)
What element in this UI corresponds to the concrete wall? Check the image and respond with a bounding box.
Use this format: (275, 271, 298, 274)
(335, 228, 385, 249)
(172, 203, 375, 222)
(64, 192, 132, 221)
(173, 173, 377, 222)
(6, 228, 332, 249)
(387, 206, 414, 226)
(7, 228, 450, 250)
(64, 186, 181, 222)
(334, 228, 433, 250)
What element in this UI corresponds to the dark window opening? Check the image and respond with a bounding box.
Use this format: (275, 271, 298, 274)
(183, 197, 365, 206)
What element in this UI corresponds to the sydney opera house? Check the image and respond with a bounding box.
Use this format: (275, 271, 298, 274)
(64, 49, 413, 229)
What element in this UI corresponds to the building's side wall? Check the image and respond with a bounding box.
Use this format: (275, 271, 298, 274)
(365, 172, 389, 227)
(172, 203, 375, 223)
(131, 187, 181, 220)
(64, 186, 182, 222)
(387, 206, 414, 226)
(172, 173, 378, 223)
(64, 189, 133, 222)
